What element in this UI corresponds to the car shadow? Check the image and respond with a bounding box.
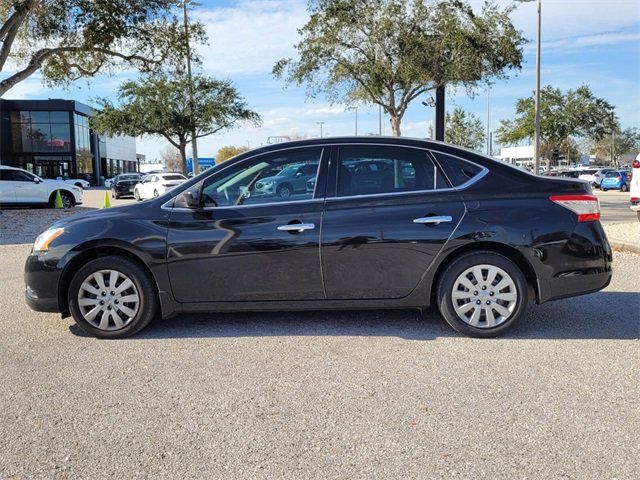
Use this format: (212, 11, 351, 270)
(72, 290, 638, 341)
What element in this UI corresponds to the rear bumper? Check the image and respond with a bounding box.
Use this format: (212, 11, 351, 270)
(534, 221, 613, 304)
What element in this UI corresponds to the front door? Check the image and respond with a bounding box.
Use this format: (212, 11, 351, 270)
(166, 147, 328, 303)
(321, 145, 466, 300)
(11, 169, 48, 203)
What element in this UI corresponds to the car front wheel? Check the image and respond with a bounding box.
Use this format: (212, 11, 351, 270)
(436, 251, 528, 338)
(68, 256, 158, 338)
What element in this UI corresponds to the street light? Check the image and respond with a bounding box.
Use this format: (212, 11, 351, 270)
(316, 121, 325, 138)
(182, 0, 201, 174)
(346, 107, 358, 136)
(517, 0, 541, 175)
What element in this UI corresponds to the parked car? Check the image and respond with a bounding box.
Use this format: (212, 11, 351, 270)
(55, 177, 91, 189)
(630, 156, 640, 221)
(0, 166, 82, 208)
(104, 177, 115, 188)
(254, 162, 319, 198)
(559, 170, 582, 179)
(111, 173, 143, 199)
(24, 138, 613, 339)
(600, 170, 629, 192)
(579, 168, 615, 188)
(133, 173, 187, 200)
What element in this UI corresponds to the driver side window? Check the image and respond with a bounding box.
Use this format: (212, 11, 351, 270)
(201, 148, 323, 208)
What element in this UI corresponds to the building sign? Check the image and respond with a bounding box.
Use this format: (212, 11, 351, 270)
(186, 157, 216, 173)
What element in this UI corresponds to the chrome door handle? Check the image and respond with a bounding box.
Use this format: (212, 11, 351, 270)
(413, 216, 453, 225)
(277, 223, 315, 232)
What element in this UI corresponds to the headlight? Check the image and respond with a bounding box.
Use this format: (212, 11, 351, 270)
(33, 227, 64, 252)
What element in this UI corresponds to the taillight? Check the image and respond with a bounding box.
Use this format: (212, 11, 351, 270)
(549, 194, 600, 222)
(633, 160, 640, 169)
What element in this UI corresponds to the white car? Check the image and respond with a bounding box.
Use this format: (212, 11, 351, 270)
(0, 166, 83, 208)
(630, 154, 640, 221)
(54, 177, 91, 189)
(579, 168, 615, 188)
(133, 173, 187, 200)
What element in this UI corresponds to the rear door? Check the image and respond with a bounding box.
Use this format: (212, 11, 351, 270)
(320, 144, 467, 300)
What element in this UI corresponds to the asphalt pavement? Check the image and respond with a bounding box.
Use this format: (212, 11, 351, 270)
(0, 206, 638, 478)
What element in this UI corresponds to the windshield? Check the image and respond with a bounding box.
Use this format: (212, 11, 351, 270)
(276, 166, 298, 177)
(605, 171, 621, 178)
(162, 174, 186, 181)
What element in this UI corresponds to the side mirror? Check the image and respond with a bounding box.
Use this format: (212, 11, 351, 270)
(33, 177, 41, 183)
(182, 188, 201, 209)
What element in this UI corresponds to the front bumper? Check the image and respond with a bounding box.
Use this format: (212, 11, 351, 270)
(24, 252, 64, 314)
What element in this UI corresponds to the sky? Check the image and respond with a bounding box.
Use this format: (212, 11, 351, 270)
(2, 0, 639, 161)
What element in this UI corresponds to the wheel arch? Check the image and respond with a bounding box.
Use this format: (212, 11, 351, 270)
(58, 243, 159, 317)
(429, 241, 540, 303)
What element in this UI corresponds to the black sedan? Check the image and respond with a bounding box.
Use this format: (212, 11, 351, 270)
(25, 137, 612, 338)
(111, 173, 143, 199)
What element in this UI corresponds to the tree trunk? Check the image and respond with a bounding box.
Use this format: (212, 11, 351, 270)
(390, 115, 402, 137)
(177, 143, 188, 176)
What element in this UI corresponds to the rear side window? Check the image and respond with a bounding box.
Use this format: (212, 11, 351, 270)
(337, 146, 449, 197)
(431, 152, 484, 188)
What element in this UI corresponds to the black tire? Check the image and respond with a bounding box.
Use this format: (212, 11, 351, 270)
(67, 256, 159, 339)
(134, 189, 141, 201)
(277, 183, 292, 199)
(436, 251, 528, 338)
(602, 188, 607, 192)
(60, 191, 74, 209)
(153, 189, 159, 198)
(621, 184, 628, 192)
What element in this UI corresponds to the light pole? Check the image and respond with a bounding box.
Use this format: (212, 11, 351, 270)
(182, 0, 199, 174)
(346, 107, 358, 136)
(486, 84, 491, 155)
(316, 121, 325, 138)
(517, 0, 541, 175)
(378, 105, 382, 136)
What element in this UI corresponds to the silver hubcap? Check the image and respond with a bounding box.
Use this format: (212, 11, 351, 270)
(451, 264, 518, 328)
(77, 270, 140, 331)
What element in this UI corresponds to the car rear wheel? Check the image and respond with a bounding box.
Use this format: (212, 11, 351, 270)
(436, 251, 528, 338)
(134, 189, 141, 201)
(153, 189, 159, 198)
(68, 256, 158, 338)
(621, 184, 628, 192)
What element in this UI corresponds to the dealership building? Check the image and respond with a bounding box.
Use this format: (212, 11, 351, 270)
(0, 99, 139, 185)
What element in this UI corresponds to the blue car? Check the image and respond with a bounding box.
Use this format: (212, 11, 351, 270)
(600, 170, 629, 192)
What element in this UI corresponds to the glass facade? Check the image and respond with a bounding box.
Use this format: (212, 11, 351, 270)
(1, 100, 138, 185)
(74, 113, 94, 182)
(10, 111, 72, 153)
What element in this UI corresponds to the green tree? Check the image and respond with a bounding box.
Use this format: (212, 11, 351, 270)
(215, 146, 250, 164)
(274, 0, 524, 136)
(590, 127, 640, 163)
(0, 0, 204, 96)
(445, 108, 485, 151)
(496, 85, 615, 164)
(92, 73, 260, 175)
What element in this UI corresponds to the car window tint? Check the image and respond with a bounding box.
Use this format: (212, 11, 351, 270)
(201, 148, 323, 207)
(431, 151, 484, 187)
(12, 170, 34, 182)
(336, 146, 448, 197)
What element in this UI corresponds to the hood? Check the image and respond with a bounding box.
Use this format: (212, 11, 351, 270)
(256, 176, 280, 185)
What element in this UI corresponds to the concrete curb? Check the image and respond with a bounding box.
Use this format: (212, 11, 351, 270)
(608, 239, 640, 255)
